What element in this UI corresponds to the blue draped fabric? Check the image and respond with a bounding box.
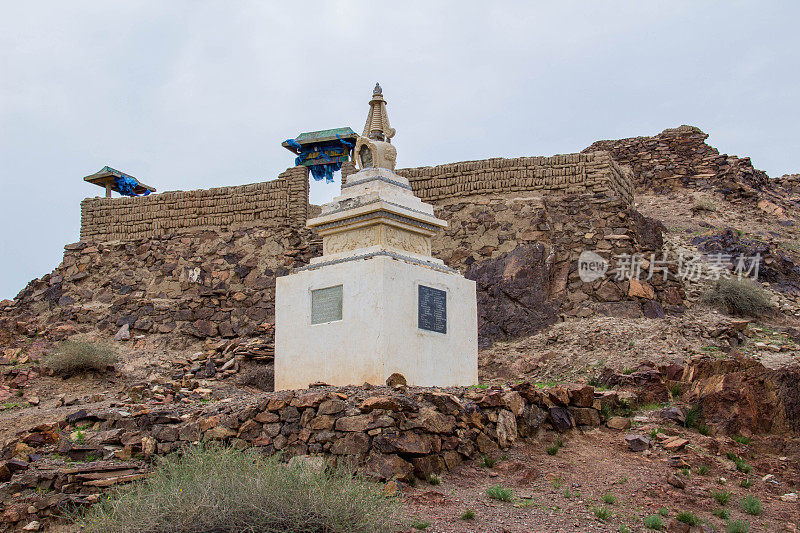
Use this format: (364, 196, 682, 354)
(114, 176, 150, 196)
(284, 134, 354, 183)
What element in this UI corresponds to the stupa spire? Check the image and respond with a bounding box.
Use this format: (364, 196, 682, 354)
(362, 82, 395, 142)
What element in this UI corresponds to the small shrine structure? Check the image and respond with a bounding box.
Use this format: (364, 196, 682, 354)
(274, 84, 478, 390)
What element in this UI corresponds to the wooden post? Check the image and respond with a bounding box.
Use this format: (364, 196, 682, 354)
(105, 183, 112, 198)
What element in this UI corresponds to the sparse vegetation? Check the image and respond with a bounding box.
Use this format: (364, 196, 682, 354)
(703, 278, 776, 317)
(45, 336, 118, 374)
(601, 493, 617, 505)
(426, 473, 440, 485)
(481, 454, 497, 468)
(593, 506, 611, 521)
(546, 439, 564, 456)
(740, 494, 762, 515)
(726, 519, 750, 533)
(692, 194, 717, 213)
(713, 508, 730, 519)
(411, 521, 430, 530)
(696, 465, 709, 475)
(713, 489, 732, 505)
(684, 404, 701, 429)
(676, 511, 701, 526)
(460, 509, 475, 520)
(79, 445, 402, 533)
(732, 435, 751, 445)
(486, 485, 513, 502)
(643, 514, 663, 530)
(726, 452, 752, 474)
(658, 507, 669, 517)
(740, 478, 753, 488)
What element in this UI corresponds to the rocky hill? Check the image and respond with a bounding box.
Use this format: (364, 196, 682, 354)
(1, 125, 800, 532)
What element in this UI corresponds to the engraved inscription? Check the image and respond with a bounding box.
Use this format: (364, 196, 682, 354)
(311, 285, 343, 324)
(418, 285, 446, 334)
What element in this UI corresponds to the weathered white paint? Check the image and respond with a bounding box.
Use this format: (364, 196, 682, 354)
(275, 255, 478, 390)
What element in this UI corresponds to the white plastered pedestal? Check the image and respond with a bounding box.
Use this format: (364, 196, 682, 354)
(274, 254, 478, 390)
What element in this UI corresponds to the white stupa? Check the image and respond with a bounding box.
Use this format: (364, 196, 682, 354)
(274, 84, 478, 390)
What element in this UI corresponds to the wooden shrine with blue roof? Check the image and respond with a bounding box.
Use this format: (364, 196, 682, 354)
(282, 127, 357, 183)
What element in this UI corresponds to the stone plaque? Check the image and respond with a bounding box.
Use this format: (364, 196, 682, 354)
(311, 285, 343, 324)
(418, 285, 446, 334)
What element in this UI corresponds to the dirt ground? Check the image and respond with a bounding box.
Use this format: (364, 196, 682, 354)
(402, 419, 800, 532)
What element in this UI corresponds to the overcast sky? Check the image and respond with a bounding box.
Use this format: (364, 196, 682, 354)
(1, 1, 798, 299)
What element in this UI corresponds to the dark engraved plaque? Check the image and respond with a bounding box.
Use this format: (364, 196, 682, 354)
(311, 285, 343, 324)
(418, 285, 447, 334)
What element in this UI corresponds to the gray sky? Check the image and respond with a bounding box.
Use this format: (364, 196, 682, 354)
(1, 1, 798, 299)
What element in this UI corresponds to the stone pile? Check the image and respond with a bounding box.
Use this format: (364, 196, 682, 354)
(583, 125, 770, 196)
(2, 226, 321, 345)
(0, 381, 623, 528)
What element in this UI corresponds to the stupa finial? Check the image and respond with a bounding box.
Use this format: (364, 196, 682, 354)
(355, 83, 397, 170)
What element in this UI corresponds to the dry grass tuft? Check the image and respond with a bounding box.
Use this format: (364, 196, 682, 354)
(79, 445, 402, 533)
(45, 336, 118, 374)
(692, 194, 717, 213)
(703, 278, 775, 317)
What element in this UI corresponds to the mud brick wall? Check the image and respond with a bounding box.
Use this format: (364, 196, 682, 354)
(388, 151, 634, 206)
(583, 125, 770, 193)
(79, 167, 309, 242)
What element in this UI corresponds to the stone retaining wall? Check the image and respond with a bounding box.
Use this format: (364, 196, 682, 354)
(0, 381, 630, 528)
(79, 167, 309, 242)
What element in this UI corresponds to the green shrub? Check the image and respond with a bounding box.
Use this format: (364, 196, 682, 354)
(593, 506, 611, 521)
(713, 489, 732, 505)
(658, 507, 669, 517)
(481, 454, 497, 468)
(740, 478, 753, 488)
(676, 511, 701, 525)
(486, 485, 513, 502)
(713, 508, 729, 519)
(726, 453, 752, 474)
(732, 435, 751, 445)
(601, 493, 617, 505)
(426, 473, 440, 485)
(411, 521, 430, 530)
(79, 445, 402, 533)
(643, 514, 663, 530)
(46, 337, 118, 374)
(696, 465, 710, 475)
(460, 509, 475, 520)
(703, 278, 775, 317)
(546, 443, 560, 456)
(727, 519, 750, 533)
(740, 494, 762, 515)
